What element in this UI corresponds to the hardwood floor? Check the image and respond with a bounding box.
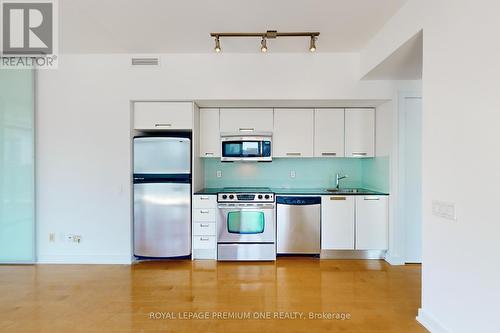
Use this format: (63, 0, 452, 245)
(0, 259, 426, 333)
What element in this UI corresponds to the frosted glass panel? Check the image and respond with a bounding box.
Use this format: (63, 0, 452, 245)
(0, 69, 35, 263)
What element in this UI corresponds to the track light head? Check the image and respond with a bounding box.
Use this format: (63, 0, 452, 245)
(260, 37, 268, 53)
(309, 36, 317, 52)
(214, 36, 221, 53)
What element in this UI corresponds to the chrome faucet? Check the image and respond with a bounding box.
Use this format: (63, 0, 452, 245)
(335, 173, 348, 189)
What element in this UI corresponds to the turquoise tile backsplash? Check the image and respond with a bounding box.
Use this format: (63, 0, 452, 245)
(362, 156, 390, 193)
(204, 157, 390, 192)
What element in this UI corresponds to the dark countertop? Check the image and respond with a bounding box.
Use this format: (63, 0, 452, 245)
(194, 187, 389, 196)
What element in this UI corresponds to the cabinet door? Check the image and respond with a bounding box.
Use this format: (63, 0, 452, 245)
(199, 108, 220, 157)
(345, 108, 375, 157)
(314, 109, 345, 157)
(134, 102, 193, 130)
(273, 109, 314, 157)
(220, 108, 273, 133)
(355, 196, 388, 250)
(321, 196, 355, 250)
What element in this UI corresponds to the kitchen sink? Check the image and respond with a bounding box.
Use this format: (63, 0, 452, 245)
(325, 188, 359, 193)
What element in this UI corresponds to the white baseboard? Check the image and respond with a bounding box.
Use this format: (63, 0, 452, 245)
(417, 308, 450, 333)
(384, 253, 405, 265)
(37, 254, 132, 264)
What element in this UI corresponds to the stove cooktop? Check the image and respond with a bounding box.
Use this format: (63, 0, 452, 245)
(220, 187, 272, 193)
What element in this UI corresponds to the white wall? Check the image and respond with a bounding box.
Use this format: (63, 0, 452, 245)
(36, 53, 419, 264)
(364, 1, 500, 332)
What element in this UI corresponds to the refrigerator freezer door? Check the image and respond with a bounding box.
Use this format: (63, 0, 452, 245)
(134, 182, 191, 257)
(134, 137, 191, 174)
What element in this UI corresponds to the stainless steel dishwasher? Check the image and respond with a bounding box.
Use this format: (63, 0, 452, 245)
(276, 196, 321, 254)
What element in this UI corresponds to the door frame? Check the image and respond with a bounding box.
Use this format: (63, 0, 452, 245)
(398, 92, 422, 264)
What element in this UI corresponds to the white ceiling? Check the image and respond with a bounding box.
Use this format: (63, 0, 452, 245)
(60, 0, 408, 53)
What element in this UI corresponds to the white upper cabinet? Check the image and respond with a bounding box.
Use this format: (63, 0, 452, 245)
(314, 109, 345, 157)
(355, 196, 388, 250)
(219, 108, 273, 133)
(133, 102, 193, 130)
(273, 109, 314, 157)
(345, 108, 375, 157)
(199, 108, 220, 157)
(321, 196, 355, 250)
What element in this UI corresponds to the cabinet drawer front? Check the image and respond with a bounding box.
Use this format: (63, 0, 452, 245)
(193, 222, 216, 235)
(193, 208, 216, 221)
(133, 102, 193, 130)
(193, 195, 217, 208)
(193, 236, 216, 249)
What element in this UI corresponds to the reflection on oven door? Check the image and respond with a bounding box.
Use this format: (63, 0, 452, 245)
(218, 208, 275, 243)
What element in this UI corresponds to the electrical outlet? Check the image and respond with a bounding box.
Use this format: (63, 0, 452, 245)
(66, 234, 82, 243)
(49, 233, 55, 242)
(432, 200, 456, 221)
(290, 170, 296, 179)
(216, 170, 222, 178)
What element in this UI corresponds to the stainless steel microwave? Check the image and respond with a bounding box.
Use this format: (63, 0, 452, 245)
(220, 134, 272, 162)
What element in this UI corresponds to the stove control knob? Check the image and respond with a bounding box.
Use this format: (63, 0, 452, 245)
(264, 194, 270, 199)
(222, 194, 227, 199)
(258, 195, 263, 199)
(229, 194, 234, 199)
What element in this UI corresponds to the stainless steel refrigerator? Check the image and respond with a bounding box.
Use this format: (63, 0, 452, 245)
(133, 136, 191, 258)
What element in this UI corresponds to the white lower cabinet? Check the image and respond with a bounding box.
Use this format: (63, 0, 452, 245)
(192, 195, 217, 259)
(355, 196, 388, 250)
(321, 195, 388, 251)
(321, 196, 355, 249)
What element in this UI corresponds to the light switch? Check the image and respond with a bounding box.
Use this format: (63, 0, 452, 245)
(432, 200, 456, 221)
(290, 170, 296, 178)
(216, 170, 222, 178)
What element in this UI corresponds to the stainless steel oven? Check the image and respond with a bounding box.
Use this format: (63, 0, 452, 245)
(217, 190, 276, 261)
(220, 134, 272, 162)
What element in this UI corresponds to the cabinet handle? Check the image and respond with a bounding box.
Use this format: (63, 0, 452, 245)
(155, 123, 172, 127)
(199, 196, 210, 200)
(330, 197, 346, 200)
(286, 152, 302, 156)
(199, 237, 209, 241)
(364, 197, 380, 201)
(351, 152, 367, 156)
(321, 152, 337, 156)
(239, 127, 254, 132)
(199, 210, 210, 214)
(204, 152, 214, 156)
(200, 224, 209, 227)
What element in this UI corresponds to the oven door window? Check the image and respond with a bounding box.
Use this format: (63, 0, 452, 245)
(222, 141, 261, 157)
(227, 211, 265, 234)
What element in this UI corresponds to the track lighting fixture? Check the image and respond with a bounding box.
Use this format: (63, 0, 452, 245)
(260, 37, 268, 53)
(309, 36, 316, 52)
(210, 30, 319, 53)
(214, 36, 221, 53)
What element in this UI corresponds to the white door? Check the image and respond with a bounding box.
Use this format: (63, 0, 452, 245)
(199, 108, 220, 157)
(321, 196, 355, 249)
(314, 109, 345, 157)
(345, 108, 375, 157)
(273, 109, 314, 157)
(355, 196, 388, 250)
(403, 97, 422, 263)
(219, 108, 273, 133)
(133, 102, 193, 130)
